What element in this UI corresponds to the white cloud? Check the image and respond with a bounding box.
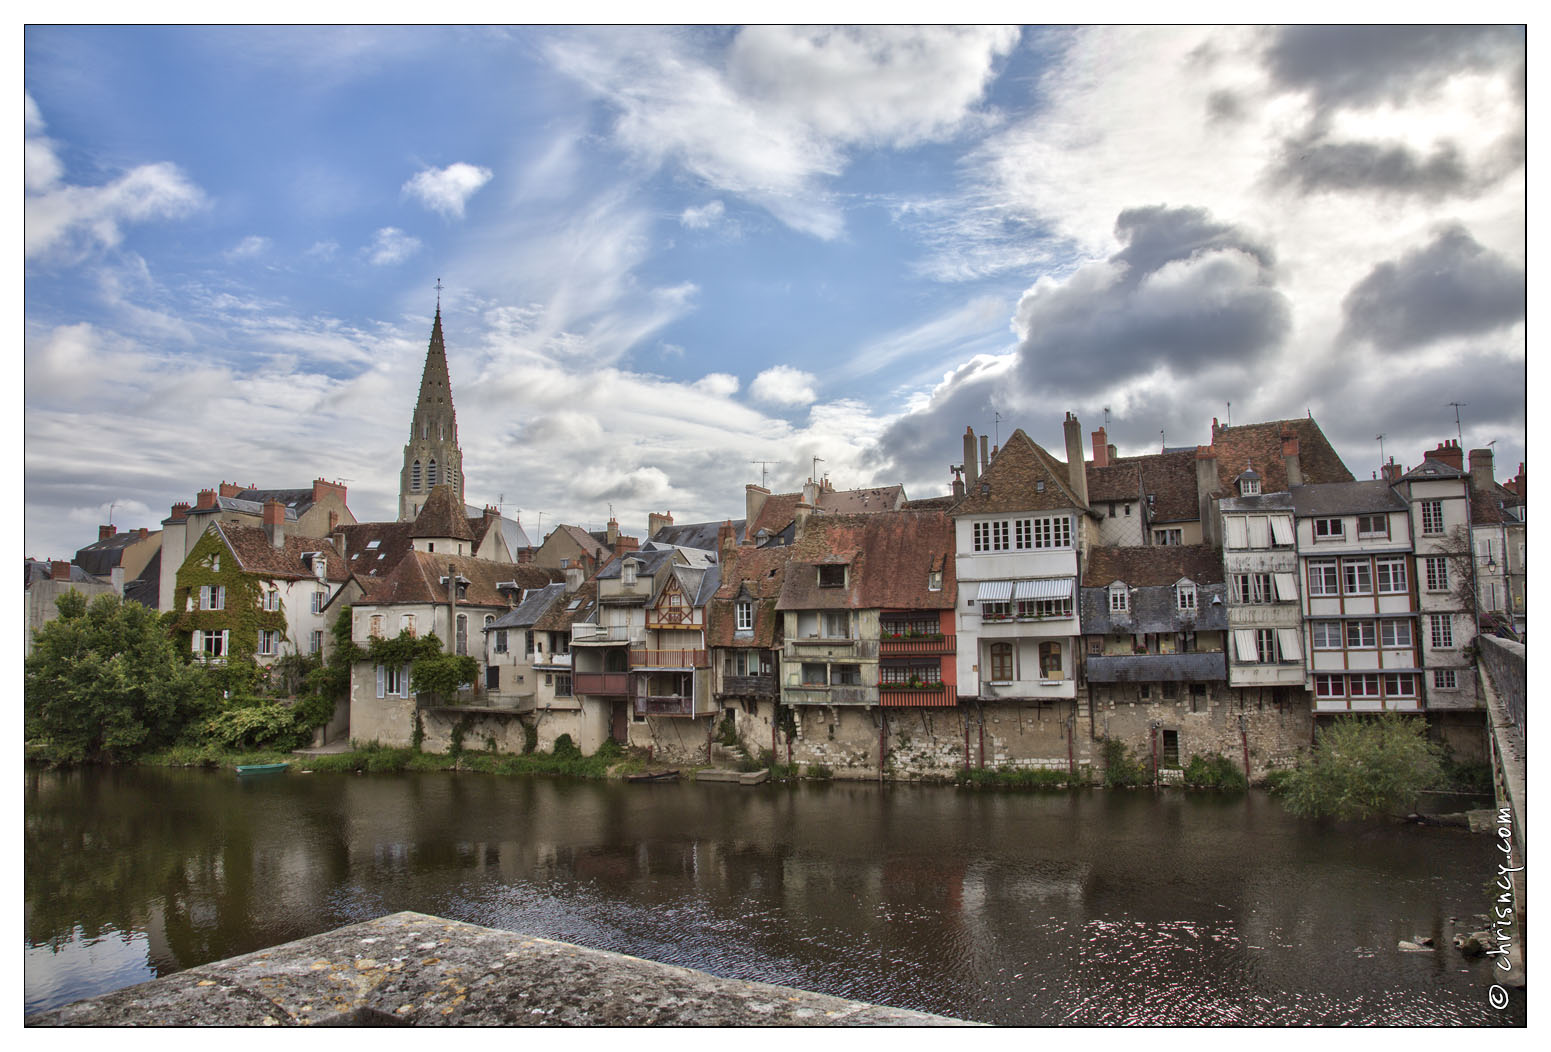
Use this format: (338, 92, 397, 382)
(680, 200, 725, 229)
(26, 156, 206, 263)
(365, 227, 422, 265)
(307, 240, 339, 259)
(225, 235, 271, 260)
(692, 372, 740, 397)
(750, 365, 818, 406)
(402, 162, 494, 219)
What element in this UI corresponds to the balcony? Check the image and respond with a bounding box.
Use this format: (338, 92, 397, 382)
(571, 624, 640, 646)
(573, 672, 629, 696)
(877, 683, 955, 707)
(634, 694, 697, 717)
(721, 673, 777, 697)
(878, 633, 956, 656)
(783, 685, 875, 707)
(629, 648, 708, 669)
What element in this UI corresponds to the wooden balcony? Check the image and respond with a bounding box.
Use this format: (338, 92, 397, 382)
(720, 673, 777, 697)
(573, 672, 629, 696)
(633, 694, 697, 717)
(629, 649, 707, 668)
(878, 634, 955, 656)
(876, 684, 956, 707)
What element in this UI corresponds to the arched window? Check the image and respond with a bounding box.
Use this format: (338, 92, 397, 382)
(411, 461, 421, 491)
(989, 642, 1014, 682)
(428, 459, 438, 487)
(1039, 641, 1062, 677)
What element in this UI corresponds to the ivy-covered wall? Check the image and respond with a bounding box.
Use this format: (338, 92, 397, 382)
(169, 528, 288, 669)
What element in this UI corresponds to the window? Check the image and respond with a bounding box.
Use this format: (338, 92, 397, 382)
(1307, 560, 1339, 596)
(1038, 641, 1062, 677)
(1425, 556, 1449, 592)
(1311, 621, 1342, 650)
(494, 629, 508, 654)
(1376, 557, 1408, 594)
(199, 585, 225, 611)
(524, 631, 535, 657)
(310, 630, 323, 655)
(1313, 517, 1344, 541)
(428, 458, 438, 487)
(257, 630, 278, 657)
(1429, 614, 1454, 649)
(821, 611, 850, 638)
(401, 614, 416, 636)
(1223, 517, 1248, 549)
(1176, 583, 1196, 611)
(1379, 619, 1413, 648)
(1108, 504, 1117, 518)
(928, 570, 943, 591)
(1124, 503, 1132, 516)
(1315, 674, 1345, 698)
(312, 589, 329, 614)
(622, 561, 637, 586)
(1015, 518, 1031, 549)
(1232, 573, 1273, 604)
(196, 629, 228, 658)
(1155, 529, 1183, 546)
(1357, 514, 1388, 538)
(1248, 516, 1271, 548)
(555, 674, 572, 697)
(1433, 668, 1458, 689)
(1273, 573, 1299, 602)
(411, 461, 421, 491)
(817, 564, 846, 588)
(1028, 516, 1071, 549)
(456, 614, 468, 655)
(972, 520, 1010, 552)
(988, 642, 1014, 682)
(832, 664, 861, 686)
(485, 615, 495, 632)
(981, 600, 1011, 621)
(486, 665, 500, 690)
(369, 614, 385, 638)
(1348, 674, 1381, 698)
(1342, 560, 1372, 595)
(1019, 597, 1073, 620)
(1270, 515, 1295, 546)
(1421, 500, 1444, 535)
(210, 555, 220, 572)
(1345, 621, 1376, 649)
(800, 662, 828, 686)
(734, 600, 755, 631)
(1109, 584, 1128, 613)
(1240, 477, 1261, 496)
(1256, 628, 1277, 663)
(263, 589, 280, 612)
(1383, 673, 1416, 698)
(382, 664, 403, 696)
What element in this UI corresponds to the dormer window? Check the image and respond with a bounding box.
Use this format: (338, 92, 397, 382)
(1109, 582, 1129, 613)
(928, 570, 943, 592)
(622, 560, 637, 586)
(818, 564, 846, 588)
(735, 600, 754, 631)
(1176, 581, 1197, 612)
(1237, 465, 1261, 496)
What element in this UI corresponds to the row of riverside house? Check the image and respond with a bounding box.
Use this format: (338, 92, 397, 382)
(40, 309, 1521, 769)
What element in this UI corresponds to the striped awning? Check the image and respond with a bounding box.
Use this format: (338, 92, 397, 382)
(975, 580, 1013, 602)
(1014, 577, 1074, 600)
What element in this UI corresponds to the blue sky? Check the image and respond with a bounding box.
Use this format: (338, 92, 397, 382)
(23, 25, 1527, 560)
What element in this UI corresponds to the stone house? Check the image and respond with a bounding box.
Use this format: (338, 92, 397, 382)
(24, 559, 118, 655)
(706, 543, 791, 758)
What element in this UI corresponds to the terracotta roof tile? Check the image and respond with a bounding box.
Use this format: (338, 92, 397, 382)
(534, 579, 598, 632)
(410, 485, 475, 542)
(1082, 544, 1225, 587)
(1205, 418, 1353, 499)
(1086, 462, 1142, 504)
(749, 492, 803, 538)
(953, 429, 1089, 515)
(218, 524, 351, 583)
(357, 551, 559, 607)
(707, 546, 793, 648)
(335, 521, 418, 581)
(777, 510, 956, 612)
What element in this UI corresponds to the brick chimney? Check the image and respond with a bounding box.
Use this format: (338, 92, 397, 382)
(1469, 447, 1495, 495)
(169, 502, 191, 522)
(980, 434, 990, 474)
(98, 524, 116, 541)
(218, 481, 243, 498)
(1195, 445, 1220, 545)
(564, 566, 583, 594)
(717, 519, 736, 562)
(50, 560, 73, 582)
(1423, 440, 1464, 471)
(963, 427, 979, 488)
(745, 486, 770, 534)
(1281, 427, 1303, 487)
(1091, 427, 1109, 469)
(648, 511, 674, 539)
(1508, 463, 1525, 499)
(262, 499, 286, 549)
(195, 489, 217, 510)
(606, 515, 620, 547)
(311, 478, 348, 505)
(1381, 458, 1402, 484)
(138, 527, 149, 539)
(952, 467, 965, 500)
(1062, 412, 1089, 507)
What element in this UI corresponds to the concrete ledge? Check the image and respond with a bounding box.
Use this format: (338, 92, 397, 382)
(27, 912, 978, 1027)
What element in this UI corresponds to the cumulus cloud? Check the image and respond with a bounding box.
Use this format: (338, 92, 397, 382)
(693, 372, 740, 397)
(365, 227, 421, 265)
(680, 200, 725, 229)
(24, 96, 206, 263)
(402, 162, 493, 219)
(1340, 224, 1525, 352)
(225, 235, 271, 260)
(750, 365, 818, 406)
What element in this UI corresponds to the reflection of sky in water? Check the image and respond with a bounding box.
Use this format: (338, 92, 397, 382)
(25, 927, 155, 1016)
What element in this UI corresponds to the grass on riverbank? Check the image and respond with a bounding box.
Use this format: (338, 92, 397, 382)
(136, 741, 648, 779)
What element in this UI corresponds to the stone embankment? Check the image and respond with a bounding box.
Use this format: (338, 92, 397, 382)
(28, 912, 978, 1027)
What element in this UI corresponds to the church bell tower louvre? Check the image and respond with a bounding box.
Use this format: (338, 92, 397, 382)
(398, 302, 466, 522)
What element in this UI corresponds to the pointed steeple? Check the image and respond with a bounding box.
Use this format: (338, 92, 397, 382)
(399, 304, 467, 521)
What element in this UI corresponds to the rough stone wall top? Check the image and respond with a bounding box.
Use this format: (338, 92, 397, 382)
(28, 912, 978, 1027)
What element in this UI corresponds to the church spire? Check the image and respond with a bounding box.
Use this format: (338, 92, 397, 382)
(399, 300, 466, 521)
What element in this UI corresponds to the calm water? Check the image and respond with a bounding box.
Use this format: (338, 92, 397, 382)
(24, 766, 1523, 1024)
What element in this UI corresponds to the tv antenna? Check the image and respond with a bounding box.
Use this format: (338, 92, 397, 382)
(1448, 402, 1468, 443)
(1225, 400, 1231, 426)
(1376, 434, 1385, 468)
(811, 456, 824, 482)
(750, 460, 777, 487)
(994, 411, 1001, 448)
(1103, 406, 1111, 427)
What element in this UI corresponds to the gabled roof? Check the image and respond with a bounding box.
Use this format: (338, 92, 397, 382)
(1082, 544, 1224, 588)
(596, 547, 678, 580)
(650, 519, 746, 551)
(1205, 418, 1353, 498)
(902, 494, 961, 511)
(952, 429, 1089, 515)
(1089, 449, 1202, 524)
(1472, 482, 1522, 527)
(748, 492, 804, 538)
(489, 582, 567, 630)
(777, 510, 955, 611)
(216, 524, 351, 583)
(707, 545, 793, 649)
(1290, 480, 1406, 517)
(552, 523, 611, 561)
(73, 529, 161, 576)
(357, 552, 559, 607)
(464, 505, 531, 551)
(410, 485, 475, 542)
(24, 559, 102, 586)
(1087, 462, 1142, 504)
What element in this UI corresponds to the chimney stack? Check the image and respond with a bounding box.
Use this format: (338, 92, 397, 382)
(564, 566, 583, 594)
(794, 497, 813, 540)
(196, 489, 217, 510)
(50, 560, 73, 582)
(1062, 412, 1089, 507)
(262, 499, 286, 549)
(1424, 440, 1464, 471)
(717, 519, 736, 562)
(218, 481, 242, 498)
(1469, 447, 1495, 495)
(1091, 428, 1109, 469)
(952, 468, 965, 500)
(962, 427, 979, 488)
(138, 527, 149, 540)
(311, 478, 348, 505)
(169, 502, 191, 522)
(98, 524, 116, 542)
(1195, 445, 1220, 545)
(1381, 458, 1402, 484)
(606, 516, 620, 547)
(979, 434, 990, 474)
(1281, 427, 1303, 487)
(648, 511, 674, 539)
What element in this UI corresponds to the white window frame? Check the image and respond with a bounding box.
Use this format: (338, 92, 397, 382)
(312, 589, 328, 614)
(1420, 500, 1444, 535)
(1313, 517, 1344, 541)
(1425, 556, 1449, 592)
(1348, 673, 1381, 698)
(1376, 557, 1408, 594)
(735, 600, 754, 631)
(1269, 515, 1295, 546)
(1307, 560, 1339, 596)
(1247, 516, 1271, 548)
(1379, 619, 1413, 648)
(1311, 621, 1342, 650)
(1223, 517, 1248, 549)
(1176, 582, 1196, 612)
(1383, 673, 1416, 698)
(1357, 514, 1388, 539)
(1429, 614, 1455, 649)
(1109, 584, 1128, 613)
(1345, 620, 1376, 650)
(1314, 673, 1345, 698)
(1342, 559, 1372, 596)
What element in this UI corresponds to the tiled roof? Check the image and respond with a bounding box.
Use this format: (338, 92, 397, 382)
(410, 485, 475, 541)
(776, 510, 955, 612)
(357, 552, 559, 607)
(218, 524, 351, 583)
(533, 579, 598, 632)
(817, 485, 906, 513)
(489, 582, 567, 630)
(1205, 418, 1353, 498)
(1471, 482, 1520, 526)
(1087, 462, 1142, 504)
(902, 494, 961, 511)
(651, 519, 746, 551)
(706, 546, 792, 649)
(748, 492, 803, 538)
(1129, 450, 1201, 524)
(952, 429, 1089, 515)
(335, 521, 418, 581)
(1290, 480, 1406, 517)
(554, 523, 611, 560)
(1082, 544, 1225, 587)
(465, 505, 532, 551)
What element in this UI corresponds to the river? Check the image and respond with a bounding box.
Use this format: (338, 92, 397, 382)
(23, 766, 1521, 1024)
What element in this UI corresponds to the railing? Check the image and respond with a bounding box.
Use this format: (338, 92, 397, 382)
(721, 674, 777, 696)
(629, 649, 707, 668)
(573, 672, 629, 695)
(571, 625, 638, 644)
(878, 634, 955, 655)
(783, 685, 875, 706)
(633, 695, 696, 717)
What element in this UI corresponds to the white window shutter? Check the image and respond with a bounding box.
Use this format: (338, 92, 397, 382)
(1248, 517, 1270, 548)
(1270, 516, 1294, 546)
(1224, 517, 1248, 549)
(1277, 628, 1303, 662)
(376, 665, 385, 699)
(1233, 629, 1258, 661)
(1273, 573, 1298, 602)
(192, 629, 201, 653)
(400, 664, 411, 698)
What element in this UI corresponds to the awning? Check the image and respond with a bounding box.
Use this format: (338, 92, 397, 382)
(1015, 578, 1074, 601)
(975, 580, 1013, 602)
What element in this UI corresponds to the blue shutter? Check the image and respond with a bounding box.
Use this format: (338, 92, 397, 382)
(400, 664, 411, 698)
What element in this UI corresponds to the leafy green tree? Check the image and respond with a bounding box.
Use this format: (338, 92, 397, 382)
(1278, 714, 1442, 820)
(410, 652, 480, 706)
(25, 592, 216, 763)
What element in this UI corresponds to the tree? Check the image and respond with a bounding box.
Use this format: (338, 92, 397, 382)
(1278, 714, 1442, 820)
(25, 592, 216, 763)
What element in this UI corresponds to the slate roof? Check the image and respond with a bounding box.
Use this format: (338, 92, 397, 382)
(464, 505, 532, 551)
(596, 547, 678, 580)
(335, 521, 418, 580)
(1290, 480, 1407, 517)
(1204, 418, 1353, 498)
(24, 559, 102, 586)
(217, 524, 352, 583)
(1400, 456, 1467, 481)
(534, 580, 598, 632)
(410, 485, 475, 541)
(123, 549, 161, 609)
(951, 429, 1090, 516)
(1080, 579, 1229, 635)
(650, 519, 747, 551)
(357, 552, 559, 607)
(1082, 544, 1225, 588)
(1219, 492, 1294, 514)
(488, 582, 567, 630)
(706, 546, 792, 649)
(216, 495, 299, 519)
(73, 530, 159, 576)
(1084, 652, 1228, 683)
(776, 510, 955, 612)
